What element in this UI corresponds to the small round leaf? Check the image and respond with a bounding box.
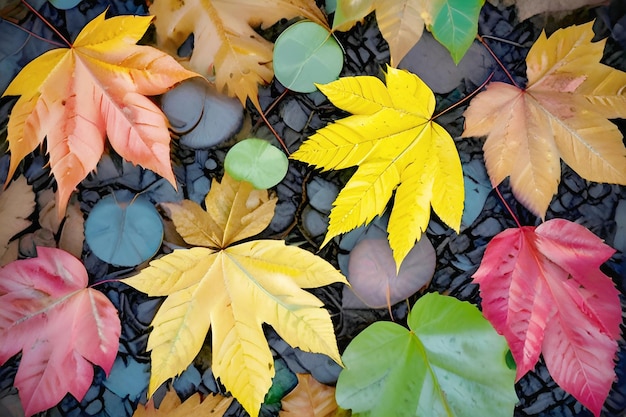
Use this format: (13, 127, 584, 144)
(273, 21, 344, 93)
(224, 138, 288, 189)
(48, 0, 82, 9)
(85, 194, 163, 266)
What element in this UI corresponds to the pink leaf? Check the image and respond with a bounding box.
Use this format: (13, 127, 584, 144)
(345, 238, 435, 309)
(473, 219, 620, 416)
(0, 247, 121, 417)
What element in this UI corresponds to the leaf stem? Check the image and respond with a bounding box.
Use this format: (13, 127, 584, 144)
(89, 278, 123, 288)
(257, 93, 291, 155)
(476, 34, 520, 88)
(432, 72, 494, 120)
(495, 185, 522, 228)
(20, 0, 72, 47)
(2, 19, 66, 48)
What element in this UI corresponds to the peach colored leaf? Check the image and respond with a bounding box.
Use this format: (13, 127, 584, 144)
(462, 21, 626, 218)
(0, 247, 121, 417)
(473, 219, 620, 417)
(149, 0, 327, 109)
(279, 373, 343, 417)
(0, 176, 35, 263)
(133, 388, 232, 416)
(122, 175, 347, 417)
(2, 11, 197, 217)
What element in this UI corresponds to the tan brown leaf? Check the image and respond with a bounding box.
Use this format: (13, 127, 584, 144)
(279, 374, 344, 417)
(0, 176, 35, 264)
(133, 388, 232, 416)
(149, 0, 327, 109)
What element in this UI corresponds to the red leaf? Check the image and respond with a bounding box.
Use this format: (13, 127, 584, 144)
(473, 219, 620, 416)
(0, 247, 121, 417)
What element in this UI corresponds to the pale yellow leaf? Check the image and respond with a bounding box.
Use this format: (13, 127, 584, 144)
(122, 175, 347, 417)
(0, 176, 35, 260)
(462, 21, 626, 218)
(279, 373, 340, 417)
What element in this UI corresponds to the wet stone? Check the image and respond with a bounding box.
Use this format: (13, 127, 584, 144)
(471, 216, 503, 238)
(84, 399, 103, 415)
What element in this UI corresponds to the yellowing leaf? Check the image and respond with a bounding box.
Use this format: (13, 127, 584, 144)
(291, 66, 464, 270)
(2, 12, 197, 216)
(0, 176, 35, 264)
(279, 373, 344, 417)
(122, 174, 347, 417)
(149, 0, 327, 109)
(133, 388, 232, 417)
(462, 21, 626, 218)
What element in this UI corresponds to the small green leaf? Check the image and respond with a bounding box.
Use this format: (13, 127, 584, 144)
(224, 138, 289, 189)
(430, 0, 484, 64)
(273, 21, 344, 93)
(85, 193, 163, 267)
(336, 293, 517, 417)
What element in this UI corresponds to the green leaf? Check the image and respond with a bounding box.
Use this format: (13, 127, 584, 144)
(430, 0, 484, 64)
(335, 293, 517, 417)
(224, 138, 289, 189)
(264, 359, 298, 405)
(85, 193, 163, 266)
(273, 21, 344, 93)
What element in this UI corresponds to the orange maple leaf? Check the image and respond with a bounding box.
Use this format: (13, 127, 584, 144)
(2, 11, 198, 216)
(462, 21, 626, 218)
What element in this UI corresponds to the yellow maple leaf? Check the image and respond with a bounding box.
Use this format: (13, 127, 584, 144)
(133, 388, 232, 417)
(462, 21, 626, 219)
(291, 66, 464, 270)
(2, 11, 197, 217)
(149, 0, 327, 109)
(122, 173, 346, 417)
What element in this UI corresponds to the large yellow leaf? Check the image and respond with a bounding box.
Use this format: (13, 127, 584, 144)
(291, 66, 464, 270)
(122, 174, 346, 417)
(462, 21, 626, 219)
(149, 0, 327, 109)
(2, 12, 197, 216)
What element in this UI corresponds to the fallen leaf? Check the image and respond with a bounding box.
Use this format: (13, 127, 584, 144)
(462, 21, 626, 218)
(2, 11, 197, 216)
(335, 293, 517, 417)
(0, 247, 121, 417)
(149, 0, 327, 109)
(0, 176, 35, 264)
(36, 189, 84, 259)
(473, 218, 621, 417)
(133, 388, 232, 416)
(346, 237, 435, 309)
(279, 373, 341, 417)
(333, 0, 484, 65)
(291, 66, 464, 270)
(122, 173, 347, 417)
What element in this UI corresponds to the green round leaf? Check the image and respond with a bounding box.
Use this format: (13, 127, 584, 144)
(48, 0, 82, 9)
(224, 138, 289, 189)
(273, 21, 344, 93)
(85, 193, 163, 267)
(336, 293, 518, 417)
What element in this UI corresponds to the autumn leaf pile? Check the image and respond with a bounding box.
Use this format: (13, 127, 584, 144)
(1, 1, 625, 417)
